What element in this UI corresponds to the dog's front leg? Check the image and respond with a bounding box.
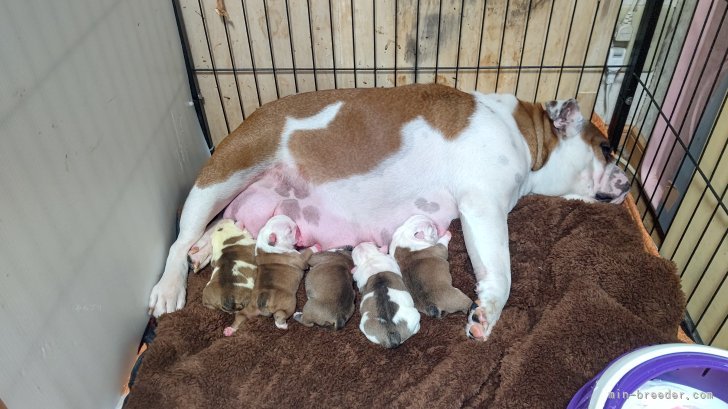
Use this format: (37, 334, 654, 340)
(458, 199, 511, 341)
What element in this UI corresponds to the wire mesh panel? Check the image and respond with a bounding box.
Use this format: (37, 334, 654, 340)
(174, 0, 623, 146)
(608, 0, 727, 348)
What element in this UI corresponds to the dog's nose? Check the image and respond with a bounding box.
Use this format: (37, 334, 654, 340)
(595, 193, 613, 203)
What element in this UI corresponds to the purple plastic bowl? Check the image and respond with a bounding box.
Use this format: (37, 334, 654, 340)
(567, 343, 728, 409)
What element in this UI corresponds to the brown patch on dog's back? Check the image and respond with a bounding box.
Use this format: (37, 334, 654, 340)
(580, 122, 610, 165)
(513, 100, 560, 171)
(288, 84, 475, 183)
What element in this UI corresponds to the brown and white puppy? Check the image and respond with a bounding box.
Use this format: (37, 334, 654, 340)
(224, 215, 314, 335)
(149, 84, 631, 343)
(390, 215, 471, 318)
(352, 242, 420, 348)
(201, 219, 257, 317)
(293, 248, 355, 329)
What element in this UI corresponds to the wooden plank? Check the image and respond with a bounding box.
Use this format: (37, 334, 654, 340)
(576, 0, 621, 117)
(455, 0, 486, 91)
(415, 0, 440, 84)
(513, 0, 553, 102)
(353, 0, 375, 87)
(309, 0, 336, 90)
(196, 74, 229, 146)
(262, 0, 298, 97)
(199, 0, 244, 139)
(288, 0, 317, 92)
(554, 1, 595, 100)
(331, 1, 356, 89)
(477, 0, 507, 93)
(496, 0, 529, 94)
(375, 0, 397, 87)
(220, 0, 264, 120)
(395, 0, 418, 86)
(535, 0, 575, 102)
(241, 0, 280, 104)
(433, 0, 463, 87)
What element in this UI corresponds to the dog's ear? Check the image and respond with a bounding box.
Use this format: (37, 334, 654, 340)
(414, 230, 425, 240)
(268, 232, 277, 246)
(544, 98, 583, 138)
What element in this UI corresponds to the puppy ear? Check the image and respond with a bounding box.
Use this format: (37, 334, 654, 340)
(268, 232, 277, 246)
(544, 98, 583, 138)
(414, 231, 425, 240)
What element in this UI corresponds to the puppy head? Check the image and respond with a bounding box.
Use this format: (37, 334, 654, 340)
(389, 214, 439, 254)
(351, 242, 382, 266)
(256, 215, 299, 254)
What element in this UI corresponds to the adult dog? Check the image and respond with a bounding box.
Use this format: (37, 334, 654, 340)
(148, 84, 628, 340)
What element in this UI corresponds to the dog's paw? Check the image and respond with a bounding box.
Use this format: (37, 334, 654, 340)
(223, 326, 236, 337)
(147, 275, 186, 317)
(275, 320, 288, 330)
(292, 312, 303, 323)
(465, 299, 501, 341)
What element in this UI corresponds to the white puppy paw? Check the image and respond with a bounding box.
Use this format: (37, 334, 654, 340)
(187, 241, 212, 273)
(147, 275, 187, 317)
(223, 326, 237, 337)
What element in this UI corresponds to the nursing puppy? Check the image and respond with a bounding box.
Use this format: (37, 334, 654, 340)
(224, 215, 314, 335)
(352, 242, 420, 348)
(390, 215, 471, 318)
(293, 248, 355, 329)
(201, 219, 257, 315)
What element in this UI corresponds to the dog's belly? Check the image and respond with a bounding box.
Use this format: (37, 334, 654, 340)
(223, 166, 458, 249)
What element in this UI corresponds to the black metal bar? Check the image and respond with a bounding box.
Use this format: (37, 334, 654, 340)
(514, 0, 533, 96)
(454, 0, 465, 89)
(262, 0, 280, 99)
(590, 0, 625, 115)
(285, 0, 300, 93)
(373, 0, 377, 87)
(434, 0, 444, 84)
(192, 64, 624, 74)
(352, 0, 358, 86)
(414, 0, 420, 83)
(171, 0, 213, 152)
(474, 0, 487, 91)
(679, 187, 728, 284)
(681, 311, 704, 344)
(692, 231, 728, 328)
(574, 1, 601, 101)
(711, 308, 728, 345)
(618, 0, 693, 166)
(554, 0, 579, 99)
(607, 0, 664, 148)
(221, 6, 246, 118)
(240, 0, 263, 107)
(306, 0, 319, 90)
(328, 0, 338, 89)
(394, 0, 398, 86)
(198, 0, 231, 135)
(534, 0, 556, 102)
(494, 0, 510, 92)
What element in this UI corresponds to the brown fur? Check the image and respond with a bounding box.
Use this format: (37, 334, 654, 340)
(228, 249, 312, 331)
(581, 121, 611, 165)
(513, 100, 560, 171)
(295, 250, 356, 329)
(359, 271, 416, 348)
(195, 84, 475, 186)
(127, 196, 685, 408)
(394, 244, 471, 317)
(201, 236, 257, 313)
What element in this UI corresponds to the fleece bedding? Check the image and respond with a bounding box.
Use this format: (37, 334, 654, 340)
(125, 195, 685, 409)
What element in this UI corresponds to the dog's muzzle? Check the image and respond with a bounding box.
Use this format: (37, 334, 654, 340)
(595, 163, 630, 204)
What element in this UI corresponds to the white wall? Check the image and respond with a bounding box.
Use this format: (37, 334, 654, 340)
(0, 1, 209, 408)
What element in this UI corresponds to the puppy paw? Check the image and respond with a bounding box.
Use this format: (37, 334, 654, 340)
(465, 302, 489, 341)
(187, 244, 211, 273)
(223, 326, 236, 337)
(275, 321, 288, 330)
(292, 312, 303, 323)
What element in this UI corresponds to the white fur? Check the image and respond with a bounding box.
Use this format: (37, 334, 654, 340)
(150, 89, 628, 342)
(388, 288, 421, 334)
(352, 243, 401, 291)
(389, 214, 440, 254)
(255, 215, 299, 255)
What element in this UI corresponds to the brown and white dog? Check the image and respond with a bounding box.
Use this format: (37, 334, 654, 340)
(201, 219, 257, 315)
(352, 242, 420, 348)
(390, 215, 471, 318)
(223, 215, 313, 335)
(293, 248, 356, 330)
(148, 84, 629, 341)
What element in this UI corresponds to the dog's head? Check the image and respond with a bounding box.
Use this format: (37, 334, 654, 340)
(256, 215, 300, 254)
(388, 214, 439, 254)
(533, 99, 629, 204)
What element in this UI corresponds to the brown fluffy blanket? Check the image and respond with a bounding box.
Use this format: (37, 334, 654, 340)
(125, 196, 685, 408)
